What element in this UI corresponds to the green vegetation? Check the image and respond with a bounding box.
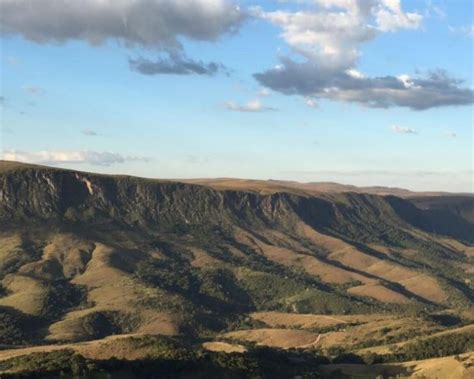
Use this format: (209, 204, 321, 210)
(81, 311, 140, 339)
(41, 280, 88, 320)
(0, 306, 43, 345)
(5, 332, 470, 378)
(0, 350, 95, 378)
(0, 337, 331, 378)
(237, 269, 376, 315)
(369, 331, 474, 363)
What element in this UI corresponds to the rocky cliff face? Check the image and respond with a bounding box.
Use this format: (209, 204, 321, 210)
(1, 164, 472, 244)
(0, 166, 299, 227)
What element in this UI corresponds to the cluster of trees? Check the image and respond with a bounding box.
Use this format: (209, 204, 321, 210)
(369, 332, 474, 363)
(0, 345, 324, 378)
(134, 252, 379, 320)
(0, 306, 43, 346)
(2, 332, 472, 378)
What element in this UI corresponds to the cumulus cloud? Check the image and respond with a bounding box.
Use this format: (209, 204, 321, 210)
(257, 88, 271, 97)
(305, 98, 318, 108)
(254, 0, 473, 110)
(2, 149, 149, 166)
(391, 125, 418, 134)
(256, 63, 473, 110)
(0, 0, 245, 76)
(0, 0, 245, 47)
(372, 0, 422, 32)
(129, 54, 225, 76)
(224, 99, 276, 112)
(254, 0, 421, 71)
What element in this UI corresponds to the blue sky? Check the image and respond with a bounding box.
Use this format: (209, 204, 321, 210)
(0, 0, 472, 191)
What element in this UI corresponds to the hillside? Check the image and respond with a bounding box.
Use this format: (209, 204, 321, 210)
(0, 161, 473, 377)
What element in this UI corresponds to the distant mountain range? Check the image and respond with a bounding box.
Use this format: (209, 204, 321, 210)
(181, 177, 459, 197)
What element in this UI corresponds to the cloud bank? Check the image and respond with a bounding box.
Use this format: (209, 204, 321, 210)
(3, 150, 149, 166)
(0, 0, 244, 48)
(253, 0, 473, 110)
(0, 0, 245, 76)
(1, 0, 472, 107)
(129, 54, 225, 76)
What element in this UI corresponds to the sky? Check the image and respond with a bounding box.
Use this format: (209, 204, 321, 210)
(0, 0, 473, 192)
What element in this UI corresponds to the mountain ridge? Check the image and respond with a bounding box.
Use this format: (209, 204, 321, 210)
(1, 161, 473, 244)
(3, 160, 472, 198)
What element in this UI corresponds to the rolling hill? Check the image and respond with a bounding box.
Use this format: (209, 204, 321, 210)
(0, 160, 472, 378)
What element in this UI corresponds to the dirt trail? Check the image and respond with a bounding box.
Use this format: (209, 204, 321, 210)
(298, 334, 322, 348)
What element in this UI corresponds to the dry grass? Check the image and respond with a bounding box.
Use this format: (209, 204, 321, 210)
(250, 311, 389, 329)
(234, 223, 450, 305)
(228, 312, 443, 352)
(439, 238, 474, 257)
(188, 247, 221, 268)
(235, 226, 373, 285)
(221, 313, 442, 351)
(222, 328, 320, 349)
(0, 334, 161, 362)
(0, 274, 49, 315)
(297, 222, 448, 304)
(347, 283, 412, 304)
(4, 236, 182, 341)
(202, 341, 247, 353)
(318, 351, 474, 379)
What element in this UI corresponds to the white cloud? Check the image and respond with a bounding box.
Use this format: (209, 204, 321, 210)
(345, 69, 366, 79)
(449, 24, 474, 38)
(396, 74, 418, 89)
(305, 98, 318, 108)
(255, 0, 422, 72)
(444, 131, 457, 138)
(257, 88, 271, 97)
(373, 0, 423, 32)
(224, 99, 276, 112)
(2, 150, 149, 166)
(391, 125, 418, 134)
